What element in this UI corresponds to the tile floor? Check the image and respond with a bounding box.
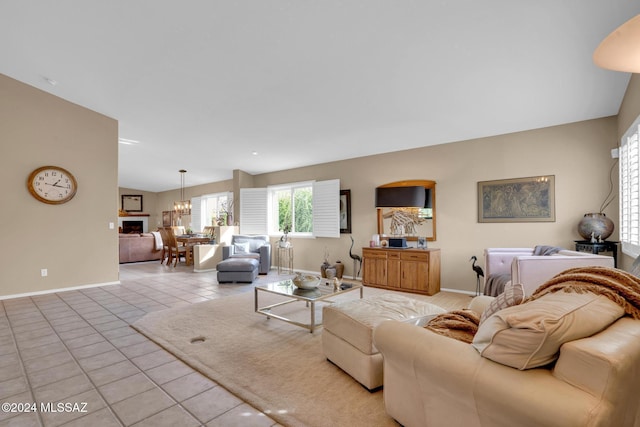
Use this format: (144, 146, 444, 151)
(0, 262, 281, 427)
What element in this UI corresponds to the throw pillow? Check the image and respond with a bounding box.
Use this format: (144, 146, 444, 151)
(234, 242, 250, 254)
(479, 283, 525, 324)
(472, 291, 624, 370)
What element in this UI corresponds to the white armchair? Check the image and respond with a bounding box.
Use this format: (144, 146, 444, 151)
(484, 247, 614, 296)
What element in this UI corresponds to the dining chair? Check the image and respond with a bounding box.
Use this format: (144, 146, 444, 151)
(171, 226, 186, 236)
(158, 227, 171, 265)
(164, 227, 190, 267)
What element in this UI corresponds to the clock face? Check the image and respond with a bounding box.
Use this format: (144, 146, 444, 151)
(27, 166, 77, 204)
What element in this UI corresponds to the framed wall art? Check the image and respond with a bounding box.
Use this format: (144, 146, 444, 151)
(340, 189, 351, 233)
(122, 194, 143, 212)
(478, 175, 555, 223)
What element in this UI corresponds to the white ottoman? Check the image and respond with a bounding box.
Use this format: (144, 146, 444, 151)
(322, 293, 445, 390)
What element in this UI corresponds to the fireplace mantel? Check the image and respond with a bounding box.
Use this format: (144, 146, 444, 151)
(119, 212, 150, 217)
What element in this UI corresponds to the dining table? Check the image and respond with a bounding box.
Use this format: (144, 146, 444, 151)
(176, 235, 213, 266)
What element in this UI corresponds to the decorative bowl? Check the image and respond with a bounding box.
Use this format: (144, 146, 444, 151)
(292, 274, 321, 289)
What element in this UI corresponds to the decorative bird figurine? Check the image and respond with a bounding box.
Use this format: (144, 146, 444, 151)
(349, 236, 362, 279)
(469, 256, 484, 296)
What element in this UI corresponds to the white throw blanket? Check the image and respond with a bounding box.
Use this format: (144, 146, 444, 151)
(151, 231, 163, 250)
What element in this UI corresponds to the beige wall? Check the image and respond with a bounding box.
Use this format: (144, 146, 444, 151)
(615, 73, 640, 270)
(1, 70, 628, 297)
(244, 117, 618, 292)
(1, 74, 119, 298)
(152, 179, 234, 230)
(118, 188, 159, 229)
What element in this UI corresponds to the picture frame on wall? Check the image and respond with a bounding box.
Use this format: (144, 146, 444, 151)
(340, 189, 352, 233)
(478, 175, 555, 223)
(162, 211, 173, 227)
(122, 195, 143, 212)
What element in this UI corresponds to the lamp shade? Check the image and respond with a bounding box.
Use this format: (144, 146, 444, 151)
(375, 186, 426, 208)
(593, 14, 640, 72)
(424, 188, 432, 209)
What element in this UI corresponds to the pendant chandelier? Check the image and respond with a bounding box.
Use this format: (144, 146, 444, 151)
(174, 169, 191, 216)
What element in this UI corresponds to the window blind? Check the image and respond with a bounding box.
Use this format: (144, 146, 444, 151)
(313, 179, 340, 238)
(621, 117, 640, 258)
(240, 188, 268, 234)
(191, 196, 202, 232)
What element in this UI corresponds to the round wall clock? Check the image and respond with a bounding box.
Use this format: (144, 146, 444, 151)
(27, 166, 78, 204)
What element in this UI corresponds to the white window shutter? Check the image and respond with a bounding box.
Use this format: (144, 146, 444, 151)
(621, 119, 640, 258)
(313, 179, 340, 238)
(240, 188, 268, 235)
(191, 196, 202, 232)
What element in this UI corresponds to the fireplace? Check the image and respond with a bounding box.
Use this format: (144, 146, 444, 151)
(118, 215, 149, 233)
(122, 220, 144, 234)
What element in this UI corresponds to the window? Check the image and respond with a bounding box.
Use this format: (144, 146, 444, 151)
(239, 179, 339, 238)
(620, 116, 640, 257)
(270, 182, 313, 235)
(198, 192, 232, 230)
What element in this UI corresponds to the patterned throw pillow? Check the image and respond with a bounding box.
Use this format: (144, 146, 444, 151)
(234, 242, 250, 254)
(479, 283, 525, 324)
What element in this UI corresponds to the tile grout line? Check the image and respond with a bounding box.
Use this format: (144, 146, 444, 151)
(25, 293, 127, 427)
(6, 265, 280, 427)
(1, 298, 45, 427)
(70, 286, 219, 425)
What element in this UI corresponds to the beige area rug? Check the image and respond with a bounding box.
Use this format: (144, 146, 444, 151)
(132, 286, 470, 427)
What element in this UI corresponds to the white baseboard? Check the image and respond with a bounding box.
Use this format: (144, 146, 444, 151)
(440, 287, 476, 296)
(0, 280, 121, 301)
(290, 268, 360, 281)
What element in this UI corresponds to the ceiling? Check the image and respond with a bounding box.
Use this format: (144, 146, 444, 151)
(2, 1, 639, 192)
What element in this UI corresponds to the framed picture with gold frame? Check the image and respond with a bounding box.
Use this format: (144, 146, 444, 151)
(478, 175, 555, 223)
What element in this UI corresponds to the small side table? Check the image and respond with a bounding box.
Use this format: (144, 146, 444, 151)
(277, 246, 294, 274)
(574, 240, 618, 268)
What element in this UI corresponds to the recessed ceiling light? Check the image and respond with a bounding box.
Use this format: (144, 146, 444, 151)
(118, 138, 140, 145)
(252, 151, 258, 156)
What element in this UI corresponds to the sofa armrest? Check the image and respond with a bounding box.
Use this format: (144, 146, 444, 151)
(467, 295, 494, 316)
(222, 245, 233, 259)
(257, 244, 271, 274)
(553, 318, 640, 419)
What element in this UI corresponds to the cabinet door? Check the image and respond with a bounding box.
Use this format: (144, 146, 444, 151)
(400, 252, 430, 292)
(401, 261, 429, 291)
(363, 250, 387, 286)
(387, 253, 401, 288)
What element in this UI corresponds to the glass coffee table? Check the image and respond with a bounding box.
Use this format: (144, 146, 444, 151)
(254, 278, 363, 333)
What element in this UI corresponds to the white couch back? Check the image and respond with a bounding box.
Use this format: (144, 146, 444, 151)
(484, 248, 615, 296)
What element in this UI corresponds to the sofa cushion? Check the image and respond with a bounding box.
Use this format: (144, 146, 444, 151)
(217, 258, 259, 272)
(479, 283, 525, 324)
(324, 294, 445, 355)
(472, 291, 624, 370)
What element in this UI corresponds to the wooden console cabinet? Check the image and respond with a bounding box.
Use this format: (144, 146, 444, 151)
(362, 247, 440, 295)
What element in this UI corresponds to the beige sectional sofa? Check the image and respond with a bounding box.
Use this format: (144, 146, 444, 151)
(374, 291, 640, 427)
